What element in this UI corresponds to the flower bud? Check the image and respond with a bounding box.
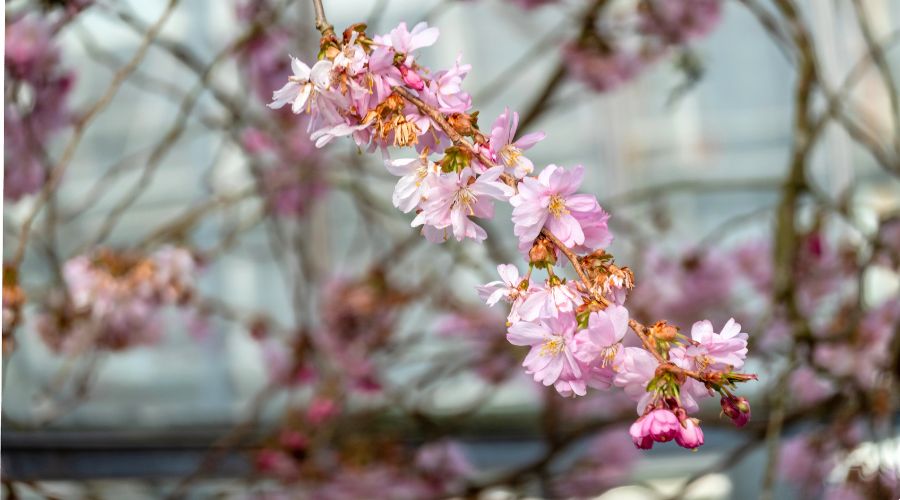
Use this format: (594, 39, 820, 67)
(675, 417, 704, 450)
(447, 112, 478, 137)
(439, 146, 471, 173)
(528, 238, 557, 268)
(629, 409, 680, 449)
(398, 64, 425, 90)
(651, 320, 678, 342)
(721, 395, 751, 427)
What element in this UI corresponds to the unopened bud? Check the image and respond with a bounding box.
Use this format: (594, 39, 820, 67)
(720, 395, 751, 427)
(398, 65, 425, 91)
(447, 112, 478, 137)
(528, 238, 557, 268)
(651, 320, 678, 342)
(439, 146, 471, 173)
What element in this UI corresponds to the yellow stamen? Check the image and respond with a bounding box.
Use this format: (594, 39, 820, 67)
(539, 336, 565, 356)
(548, 194, 569, 217)
(500, 145, 522, 166)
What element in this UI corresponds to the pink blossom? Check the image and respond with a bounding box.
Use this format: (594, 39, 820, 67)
(681, 318, 749, 370)
(720, 395, 751, 427)
(428, 55, 473, 115)
(268, 57, 333, 114)
(507, 314, 582, 391)
(517, 279, 579, 321)
(675, 417, 704, 449)
(613, 347, 659, 414)
(571, 207, 614, 254)
(476, 264, 531, 325)
(629, 409, 680, 449)
(510, 164, 603, 248)
(384, 22, 440, 56)
(489, 108, 545, 178)
(573, 304, 629, 366)
(412, 166, 512, 242)
(384, 156, 436, 213)
(398, 64, 426, 90)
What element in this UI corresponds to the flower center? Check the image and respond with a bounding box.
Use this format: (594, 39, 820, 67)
(454, 187, 477, 215)
(392, 117, 420, 147)
(415, 163, 429, 186)
(499, 144, 522, 166)
(539, 335, 565, 356)
(600, 343, 620, 367)
(548, 194, 569, 217)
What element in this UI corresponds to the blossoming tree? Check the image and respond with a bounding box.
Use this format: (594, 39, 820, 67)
(3, 0, 899, 498)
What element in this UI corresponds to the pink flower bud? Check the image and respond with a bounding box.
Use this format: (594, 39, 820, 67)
(629, 419, 654, 449)
(721, 395, 751, 427)
(629, 409, 681, 449)
(675, 418, 704, 450)
(398, 65, 425, 91)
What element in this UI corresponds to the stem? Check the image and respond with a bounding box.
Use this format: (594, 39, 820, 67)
(311, 0, 336, 39)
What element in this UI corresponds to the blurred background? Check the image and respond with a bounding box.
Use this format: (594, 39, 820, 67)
(3, 0, 900, 498)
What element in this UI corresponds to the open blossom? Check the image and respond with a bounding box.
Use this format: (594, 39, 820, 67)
(507, 314, 582, 391)
(385, 155, 437, 213)
(268, 56, 333, 114)
(477, 264, 523, 306)
(518, 279, 579, 321)
(385, 21, 440, 56)
(675, 318, 748, 371)
(476, 264, 530, 324)
(510, 164, 605, 248)
(574, 304, 629, 366)
(412, 166, 511, 242)
(614, 347, 659, 413)
(489, 108, 545, 178)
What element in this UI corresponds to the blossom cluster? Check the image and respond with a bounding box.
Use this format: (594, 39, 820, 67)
(268, 18, 754, 450)
(36, 247, 197, 354)
(5, 15, 76, 201)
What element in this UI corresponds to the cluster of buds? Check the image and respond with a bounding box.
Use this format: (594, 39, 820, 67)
(269, 14, 755, 450)
(36, 246, 197, 354)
